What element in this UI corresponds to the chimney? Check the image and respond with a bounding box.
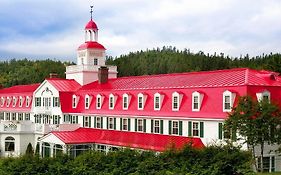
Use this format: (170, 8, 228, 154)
(98, 66, 109, 84)
(49, 73, 58, 78)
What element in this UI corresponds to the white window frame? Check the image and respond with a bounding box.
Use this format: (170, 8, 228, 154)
(109, 94, 117, 110)
(256, 90, 270, 102)
(26, 96, 30, 107)
(96, 94, 103, 109)
(6, 97, 11, 107)
(72, 95, 78, 108)
(223, 90, 236, 112)
(84, 116, 90, 127)
(85, 95, 91, 109)
(192, 91, 204, 111)
(1, 97, 4, 107)
(172, 92, 181, 111)
(93, 58, 98, 65)
(154, 93, 163, 111)
(19, 96, 23, 107)
(96, 117, 102, 128)
(192, 122, 199, 137)
(122, 93, 130, 110)
(154, 120, 160, 134)
(53, 97, 60, 107)
(138, 93, 146, 110)
(137, 119, 144, 132)
(122, 118, 128, 131)
(172, 120, 179, 135)
(108, 117, 114, 129)
(12, 97, 17, 107)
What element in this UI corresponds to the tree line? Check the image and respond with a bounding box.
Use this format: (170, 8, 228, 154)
(0, 144, 254, 175)
(1, 47, 281, 88)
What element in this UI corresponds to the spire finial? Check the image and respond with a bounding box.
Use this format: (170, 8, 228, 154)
(90, 5, 93, 20)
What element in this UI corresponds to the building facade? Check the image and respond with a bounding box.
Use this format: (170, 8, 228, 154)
(0, 13, 280, 172)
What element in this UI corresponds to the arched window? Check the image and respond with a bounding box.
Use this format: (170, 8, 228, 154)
(5, 136, 15, 152)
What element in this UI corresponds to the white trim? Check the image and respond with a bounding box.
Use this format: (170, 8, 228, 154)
(172, 92, 181, 111)
(137, 93, 147, 110)
(109, 94, 117, 110)
(26, 96, 30, 107)
(192, 91, 204, 112)
(72, 95, 79, 108)
(256, 90, 270, 102)
(85, 94, 92, 109)
(122, 93, 131, 110)
(154, 93, 164, 111)
(223, 90, 236, 112)
(96, 94, 104, 109)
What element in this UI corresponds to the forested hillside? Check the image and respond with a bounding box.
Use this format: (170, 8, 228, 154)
(1, 47, 281, 88)
(0, 59, 72, 88)
(106, 47, 281, 77)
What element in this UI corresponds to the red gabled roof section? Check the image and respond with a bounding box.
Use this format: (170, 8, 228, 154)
(0, 83, 40, 94)
(46, 78, 81, 92)
(80, 68, 281, 91)
(52, 128, 204, 151)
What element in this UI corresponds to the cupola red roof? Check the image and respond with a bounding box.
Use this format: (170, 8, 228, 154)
(78, 41, 106, 50)
(85, 20, 98, 30)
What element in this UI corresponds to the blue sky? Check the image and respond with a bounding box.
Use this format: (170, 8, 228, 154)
(0, 0, 281, 62)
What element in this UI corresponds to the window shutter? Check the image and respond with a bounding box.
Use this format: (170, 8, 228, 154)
(179, 121, 183, 136)
(89, 117, 91, 128)
(114, 118, 116, 130)
(128, 118, 131, 131)
(135, 119, 137, 131)
(83, 116, 84, 127)
(151, 119, 154, 133)
(94, 117, 96, 128)
(107, 117, 109, 129)
(53, 97, 55, 107)
(218, 123, 223, 139)
(101, 117, 103, 129)
(120, 118, 123, 130)
(63, 115, 66, 122)
(160, 120, 163, 134)
(200, 122, 204, 138)
(188, 121, 192, 136)
(143, 119, 146, 132)
(168, 121, 172, 135)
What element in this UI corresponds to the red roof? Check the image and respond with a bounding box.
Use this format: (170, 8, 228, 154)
(85, 20, 98, 30)
(0, 83, 40, 94)
(80, 68, 281, 91)
(78, 41, 106, 50)
(46, 78, 81, 92)
(52, 128, 204, 151)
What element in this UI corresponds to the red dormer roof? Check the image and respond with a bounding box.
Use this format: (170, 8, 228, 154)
(85, 20, 98, 30)
(52, 128, 204, 151)
(78, 41, 106, 50)
(46, 78, 81, 92)
(0, 84, 40, 94)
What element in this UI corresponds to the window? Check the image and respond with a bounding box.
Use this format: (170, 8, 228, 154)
(5, 137, 15, 152)
(96, 94, 102, 109)
(138, 93, 145, 110)
(35, 97, 41, 107)
(96, 117, 102, 128)
(256, 90, 271, 102)
(26, 97, 30, 107)
(123, 95, 128, 109)
(5, 113, 10, 121)
(172, 93, 179, 111)
(109, 94, 115, 109)
(0, 112, 4, 120)
(154, 93, 162, 110)
(25, 113, 30, 120)
(154, 120, 160, 134)
(122, 118, 128, 131)
(53, 115, 60, 124)
(85, 96, 90, 109)
(19, 97, 23, 107)
(6, 97, 11, 107)
(18, 113, 23, 120)
(192, 91, 203, 111)
(53, 97, 60, 107)
(1, 97, 4, 107)
(12, 97, 17, 107)
(137, 119, 143, 132)
(172, 121, 179, 135)
(43, 97, 51, 108)
(192, 122, 199, 137)
(223, 90, 235, 112)
(72, 95, 77, 108)
(84, 116, 91, 127)
(257, 156, 275, 172)
(108, 117, 114, 129)
(12, 113, 16, 120)
(94, 58, 98, 65)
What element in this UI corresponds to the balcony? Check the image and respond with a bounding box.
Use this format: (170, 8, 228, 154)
(0, 121, 35, 133)
(35, 123, 80, 134)
(66, 65, 117, 73)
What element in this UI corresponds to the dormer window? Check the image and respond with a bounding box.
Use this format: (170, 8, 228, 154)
(123, 93, 131, 110)
(223, 90, 236, 112)
(154, 93, 164, 110)
(26, 96, 30, 107)
(96, 94, 103, 109)
(19, 97, 23, 107)
(172, 92, 182, 111)
(192, 91, 204, 111)
(12, 97, 17, 107)
(85, 95, 92, 109)
(72, 95, 79, 108)
(109, 94, 117, 110)
(137, 93, 147, 110)
(256, 90, 270, 102)
(6, 97, 11, 107)
(1, 97, 4, 107)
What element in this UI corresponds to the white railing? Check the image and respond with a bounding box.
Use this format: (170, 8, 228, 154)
(0, 121, 34, 133)
(66, 65, 117, 73)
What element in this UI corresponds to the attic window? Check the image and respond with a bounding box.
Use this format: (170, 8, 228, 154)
(109, 94, 117, 110)
(123, 93, 130, 110)
(192, 91, 204, 111)
(137, 93, 147, 110)
(96, 94, 103, 109)
(172, 92, 182, 111)
(1, 97, 4, 107)
(256, 90, 270, 102)
(85, 95, 92, 109)
(72, 95, 78, 108)
(154, 93, 164, 111)
(19, 97, 23, 107)
(26, 96, 30, 107)
(223, 90, 236, 112)
(6, 97, 11, 107)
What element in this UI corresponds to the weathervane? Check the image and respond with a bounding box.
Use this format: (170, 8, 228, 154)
(90, 5, 93, 20)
